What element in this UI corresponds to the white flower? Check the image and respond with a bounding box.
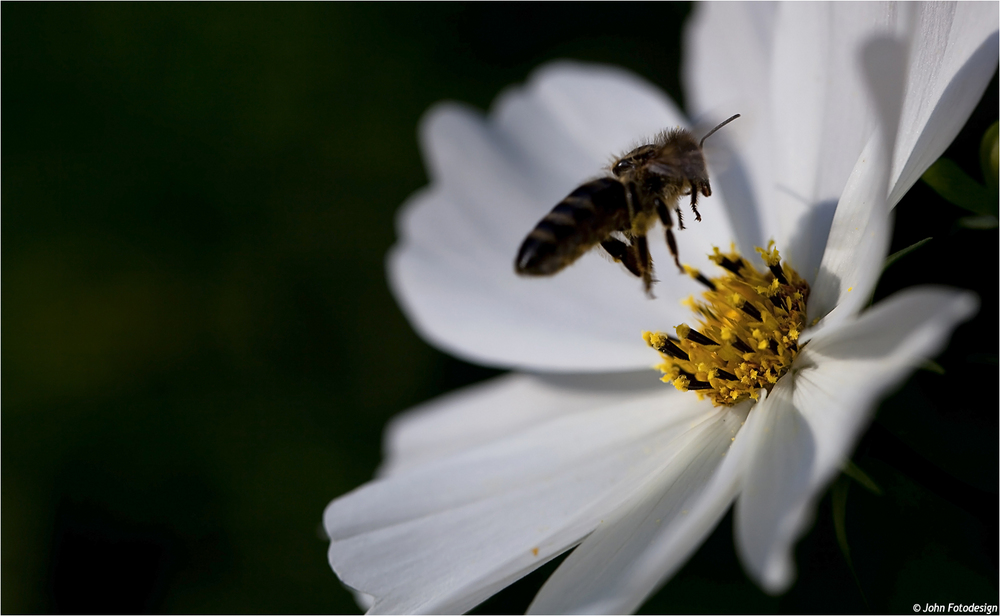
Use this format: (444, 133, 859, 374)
(325, 3, 998, 614)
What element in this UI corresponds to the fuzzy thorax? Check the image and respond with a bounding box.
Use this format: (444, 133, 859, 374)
(643, 244, 809, 406)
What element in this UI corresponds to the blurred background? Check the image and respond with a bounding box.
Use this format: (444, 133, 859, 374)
(3, 4, 996, 614)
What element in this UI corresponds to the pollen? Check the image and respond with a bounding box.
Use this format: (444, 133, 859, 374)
(643, 243, 809, 406)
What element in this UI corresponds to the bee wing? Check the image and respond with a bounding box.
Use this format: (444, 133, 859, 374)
(645, 161, 681, 178)
(593, 231, 631, 264)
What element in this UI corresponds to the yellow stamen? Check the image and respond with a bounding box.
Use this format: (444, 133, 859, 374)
(644, 244, 809, 406)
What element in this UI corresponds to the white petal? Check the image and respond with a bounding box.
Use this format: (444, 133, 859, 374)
(685, 3, 907, 279)
(808, 33, 908, 328)
(732, 373, 819, 593)
(350, 590, 375, 612)
(889, 3, 1000, 206)
(806, 134, 892, 329)
(527, 401, 752, 615)
(497, 61, 689, 170)
(389, 63, 736, 372)
(735, 286, 977, 593)
(378, 371, 662, 477)
(686, 4, 997, 283)
(325, 383, 717, 614)
(683, 1, 780, 257)
(769, 2, 903, 279)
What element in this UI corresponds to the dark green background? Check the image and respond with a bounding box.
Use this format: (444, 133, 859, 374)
(3, 4, 996, 614)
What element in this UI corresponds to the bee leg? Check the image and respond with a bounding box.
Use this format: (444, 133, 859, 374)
(675, 206, 685, 230)
(655, 197, 684, 273)
(599, 238, 654, 297)
(622, 181, 656, 297)
(689, 179, 711, 222)
(689, 185, 703, 222)
(634, 233, 655, 298)
(600, 238, 642, 278)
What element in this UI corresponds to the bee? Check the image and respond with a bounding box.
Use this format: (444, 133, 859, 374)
(514, 114, 740, 297)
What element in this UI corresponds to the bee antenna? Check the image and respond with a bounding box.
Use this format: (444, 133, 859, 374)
(699, 114, 741, 149)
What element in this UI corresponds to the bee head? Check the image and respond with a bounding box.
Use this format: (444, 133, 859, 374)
(612, 159, 634, 177)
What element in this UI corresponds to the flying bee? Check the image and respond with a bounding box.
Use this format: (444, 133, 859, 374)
(514, 114, 740, 297)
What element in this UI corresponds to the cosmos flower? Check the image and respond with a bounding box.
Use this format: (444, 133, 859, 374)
(324, 3, 998, 614)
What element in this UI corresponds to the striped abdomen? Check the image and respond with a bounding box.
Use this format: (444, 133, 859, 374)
(515, 177, 629, 276)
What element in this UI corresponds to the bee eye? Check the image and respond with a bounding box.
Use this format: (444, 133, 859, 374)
(612, 160, 632, 176)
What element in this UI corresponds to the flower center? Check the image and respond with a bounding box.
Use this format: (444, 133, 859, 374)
(643, 243, 809, 406)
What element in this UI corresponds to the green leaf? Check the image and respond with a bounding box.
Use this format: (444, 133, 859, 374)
(832, 475, 871, 609)
(980, 121, 998, 193)
(966, 352, 998, 365)
(883, 237, 932, 271)
(957, 214, 999, 229)
(832, 476, 852, 560)
(922, 158, 997, 216)
(919, 359, 945, 374)
(843, 460, 883, 495)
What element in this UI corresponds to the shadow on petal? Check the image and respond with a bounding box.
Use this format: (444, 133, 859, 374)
(783, 197, 837, 284)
